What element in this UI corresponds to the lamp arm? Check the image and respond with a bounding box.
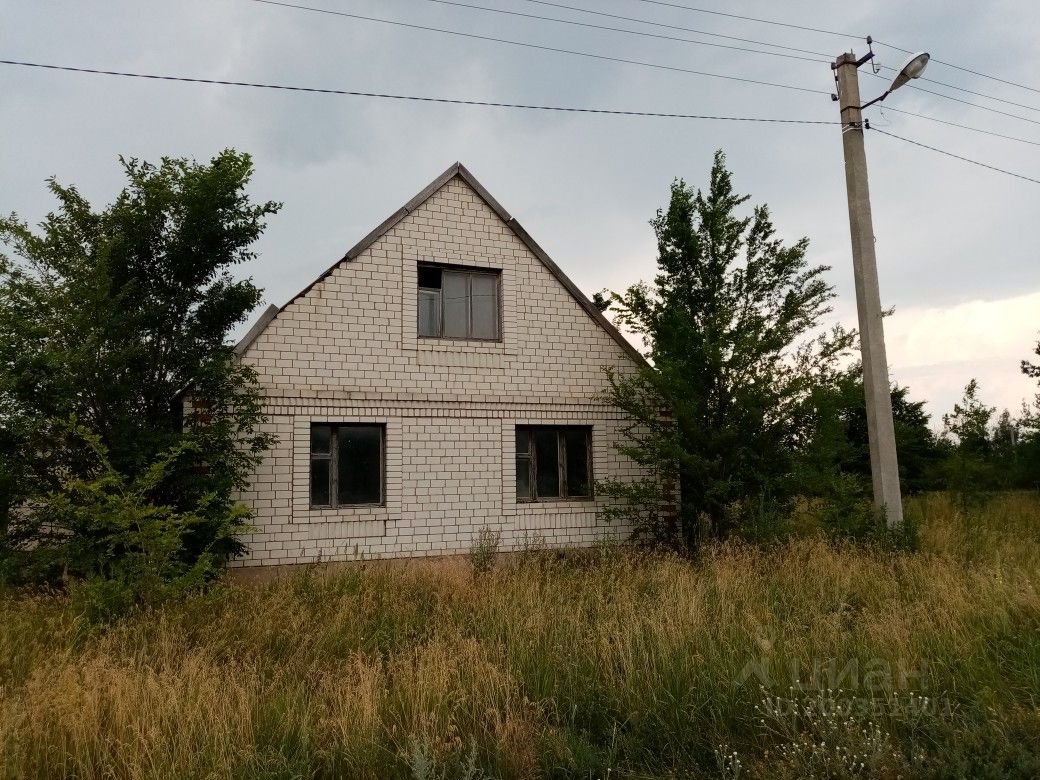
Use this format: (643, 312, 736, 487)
(859, 90, 890, 110)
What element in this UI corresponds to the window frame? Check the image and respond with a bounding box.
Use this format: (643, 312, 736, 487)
(515, 425, 594, 502)
(309, 423, 386, 508)
(417, 262, 502, 341)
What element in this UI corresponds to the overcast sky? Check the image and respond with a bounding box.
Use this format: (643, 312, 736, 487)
(3, 0, 1038, 424)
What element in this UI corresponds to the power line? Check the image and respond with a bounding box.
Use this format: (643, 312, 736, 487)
(9, 60, 1038, 182)
(515, 0, 835, 59)
(422, 0, 827, 64)
(879, 106, 1040, 147)
(877, 65, 1040, 114)
(449, 0, 1038, 119)
(873, 40, 1040, 96)
(871, 126, 1040, 185)
(865, 70, 1040, 128)
(0, 59, 839, 124)
(624, 0, 859, 40)
(611, 0, 1040, 96)
(245, 0, 830, 95)
(519, 0, 1040, 142)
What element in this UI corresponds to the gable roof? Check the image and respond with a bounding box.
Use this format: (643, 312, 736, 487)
(235, 162, 643, 364)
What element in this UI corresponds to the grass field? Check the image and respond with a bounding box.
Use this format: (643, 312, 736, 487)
(2, 493, 1039, 779)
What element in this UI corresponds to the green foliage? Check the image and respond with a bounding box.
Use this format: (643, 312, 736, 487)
(938, 379, 1036, 501)
(599, 151, 854, 547)
(798, 365, 944, 498)
(800, 473, 920, 551)
(9, 423, 245, 621)
(596, 466, 679, 546)
(942, 378, 994, 457)
(1017, 338, 1040, 489)
(0, 150, 278, 597)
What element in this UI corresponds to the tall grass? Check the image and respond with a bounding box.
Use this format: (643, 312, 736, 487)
(2, 493, 1039, 778)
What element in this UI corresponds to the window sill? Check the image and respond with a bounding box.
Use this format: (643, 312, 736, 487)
(309, 504, 385, 510)
(517, 497, 596, 504)
(295, 503, 390, 526)
(417, 335, 503, 344)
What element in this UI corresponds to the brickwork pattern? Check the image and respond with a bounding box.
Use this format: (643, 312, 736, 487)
(233, 176, 647, 565)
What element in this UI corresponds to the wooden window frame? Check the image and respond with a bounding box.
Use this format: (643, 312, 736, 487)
(309, 423, 386, 508)
(515, 425, 594, 502)
(417, 262, 502, 341)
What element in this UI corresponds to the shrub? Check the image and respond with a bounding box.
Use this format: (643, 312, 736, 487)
(1, 426, 245, 620)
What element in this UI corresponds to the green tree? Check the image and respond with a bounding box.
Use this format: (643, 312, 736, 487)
(943, 379, 994, 457)
(0, 150, 278, 589)
(1019, 338, 1040, 489)
(1022, 337, 1040, 381)
(801, 366, 942, 496)
(941, 379, 998, 501)
(598, 151, 853, 546)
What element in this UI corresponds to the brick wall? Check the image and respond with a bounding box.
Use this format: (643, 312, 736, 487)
(233, 174, 647, 566)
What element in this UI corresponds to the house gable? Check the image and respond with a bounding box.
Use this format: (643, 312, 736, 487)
(236, 162, 642, 366)
(229, 163, 654, 566)
(236, 163, 643, 406)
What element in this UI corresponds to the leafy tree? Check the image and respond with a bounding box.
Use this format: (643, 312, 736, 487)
(991, 409, 1018, 454)
(1018, 338, 1040, 489)
(1023, 337, 1040, 381)
(943, 379, 994, 457)
(941, 379, 999, 501)
(598, 151, 854, 546)
(0, 151, 278, 591)
(800, 366, 942, 496)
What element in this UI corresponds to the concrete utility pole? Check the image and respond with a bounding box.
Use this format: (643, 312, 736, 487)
(833, 51, 904, 528)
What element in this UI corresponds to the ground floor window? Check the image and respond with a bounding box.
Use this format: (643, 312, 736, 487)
(515, 426, 592, 501)
(310, 423, 384, 507)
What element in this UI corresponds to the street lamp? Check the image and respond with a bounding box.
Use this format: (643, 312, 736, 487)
(830, 41, 928, 529)
(860, 51, 931, 109)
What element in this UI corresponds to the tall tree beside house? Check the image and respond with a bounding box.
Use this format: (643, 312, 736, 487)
(0, 151, 278, 604)
(598, 151, 854, 547)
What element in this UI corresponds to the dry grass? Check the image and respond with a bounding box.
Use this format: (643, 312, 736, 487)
(2, 493, 1039, 778)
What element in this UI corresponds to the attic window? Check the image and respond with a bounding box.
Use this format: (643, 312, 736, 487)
(418, 264, 500, 340)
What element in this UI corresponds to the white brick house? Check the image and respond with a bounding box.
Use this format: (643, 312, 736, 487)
(231, 162, 647, 566)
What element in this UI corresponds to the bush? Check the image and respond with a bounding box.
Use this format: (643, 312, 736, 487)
(1, 427, 245, 620)
(807, 474, 920, 552)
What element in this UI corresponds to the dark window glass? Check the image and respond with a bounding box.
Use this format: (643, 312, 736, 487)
(310, 459, 331, 506)
(515, 426, 592, 501)
(337, 426, 382, 505)
(311, 425, 331, 455)
(418, 265, 442, 289)
(310, 424, 384, 507)
(533, 429, 561, 498)
(564, 429, 591, 497)
(417, 264, 500, 340)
